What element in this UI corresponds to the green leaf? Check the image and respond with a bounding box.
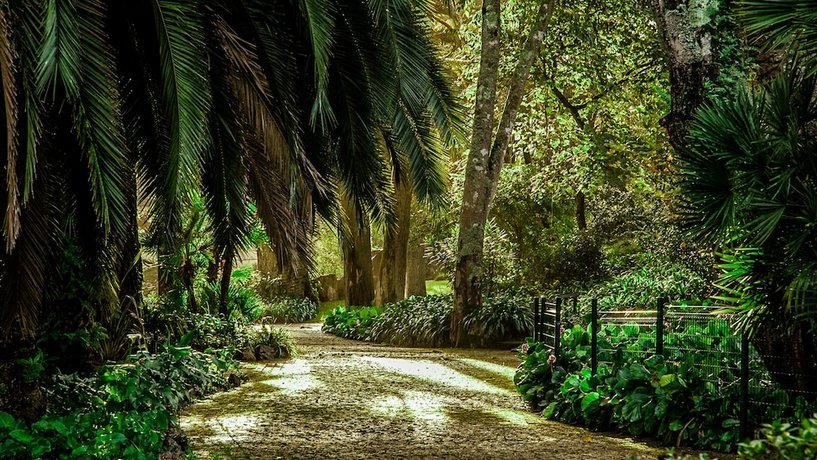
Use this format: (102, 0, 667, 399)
(9, 429, 34, 444)
(658, 374, 676, 388)
(543, 402, 558, 418)
(669, 420, 684, 431)
(581, 392, 600, 411)
(0, 412, 15, 429)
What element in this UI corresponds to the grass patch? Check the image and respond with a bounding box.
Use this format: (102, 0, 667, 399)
(426, 280, 451, 295)
(314, 300, 344, 322)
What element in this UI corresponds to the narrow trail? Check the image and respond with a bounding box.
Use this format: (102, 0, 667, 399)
(180, 324, 662, 459)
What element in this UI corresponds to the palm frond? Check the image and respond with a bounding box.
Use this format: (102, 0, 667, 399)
(149, 0, 212, 239)
(741, 0, 817, 73)
(0, 2, 20, 250)
(8, 0, 43, 204)
(0, 171, 54, 340)
(298, 0, 336, 130)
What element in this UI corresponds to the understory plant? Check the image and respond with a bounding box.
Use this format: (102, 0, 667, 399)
(258, 297, 318, 323)
(322, 306, 382, 340)
(368, 295, 452, 347)
(142, 300, 293, 357)
(324, 289, 533, 347)
(739, 416, 817, 459)
(515, 322, 816, 452)
(0, 345, 240, 459)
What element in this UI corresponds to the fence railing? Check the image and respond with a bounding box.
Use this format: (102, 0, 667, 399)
(531, 295, 817, 440)
(532, 295, 577, 362)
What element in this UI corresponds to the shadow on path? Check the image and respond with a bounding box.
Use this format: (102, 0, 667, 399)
(180, 323, 662, 459)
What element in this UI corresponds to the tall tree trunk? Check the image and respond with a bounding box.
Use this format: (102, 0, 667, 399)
(652, 0, 718, 150)
(405, 243, 427, 297)
(219, 255, 233, 316)
(575, 191, 586, 231)
(182, 257, 198, 312)
(256, 242, 279, 277)
(378, 180, 411, 305)
(118, 166, 143, 303)
(452, 0, 555, 346)
(207, 249, 220, 285)
(341, 196, 374, 306)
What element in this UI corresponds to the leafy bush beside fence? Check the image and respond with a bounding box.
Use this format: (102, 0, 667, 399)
(515, 321, 817, 452)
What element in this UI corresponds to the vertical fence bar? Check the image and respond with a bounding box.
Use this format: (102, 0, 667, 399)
(555, 297, 563, 361)
(740, 331, 750, 440)
(656, 298, 665, 356)
(591, 298, 598, 376)
(533, 297, 540, 342)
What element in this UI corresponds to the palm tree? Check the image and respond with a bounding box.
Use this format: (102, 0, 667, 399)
(680, 0, 817, 392)
(0, 0, 462, 342)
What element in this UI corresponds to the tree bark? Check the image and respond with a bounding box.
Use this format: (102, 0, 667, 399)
(182, 257, 198, 313)
(219, 255, 233, 316)
(341, 196, 375, 306)
(452, 0, 555, 346)
(378, 180, 411, 305)
(118, 166, 143, 304)
(575, 191, 586, 230)
(256, 242, 279, 277)
(207, 250, 220, 285)
(405, 243, 427, 297)
(651, 0, 718, 150)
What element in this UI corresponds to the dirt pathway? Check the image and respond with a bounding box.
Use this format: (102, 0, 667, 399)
(180, 324, 663, 459)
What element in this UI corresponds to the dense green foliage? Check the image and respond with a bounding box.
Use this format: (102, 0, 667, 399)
(739, 416, 817, 459)
(368, 296, 452, 347)
(322, 306, 384, 341)
(323, 290, 533, 347)
(143, 306, 292, 356)
(257, 297, 318, 324)
(515, 322, 817, 452)
(0, 346, 238, 459)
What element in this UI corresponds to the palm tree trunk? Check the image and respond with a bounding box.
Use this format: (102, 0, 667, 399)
(405, 243, 427, 297)
(378, 180, 411, 305)
(118, 166, 143, 303)
(341, 196, 374, 306)
(219, 255, 233, 316)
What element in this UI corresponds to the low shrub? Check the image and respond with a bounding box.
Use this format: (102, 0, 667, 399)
(142, 302, 293, 359)
(585, 263, 712, 312)
(259, 297, 318, 323)
(738, 417, 817, 459)
(325, 290, 533, 348)
(322, 306, 382, 340)
(514, 323, 816, 452)
(368, 295, 452, 347)
(0, 345, 239, 459)
(465, 289, 533, 345)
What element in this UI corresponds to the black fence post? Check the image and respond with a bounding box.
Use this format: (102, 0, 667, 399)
(555, 297, 563, 362)
(533, 297, 540, 342)
(591, 298, 598, 376)
(740, 331, 750, 440)
(656, 298, 665, 356)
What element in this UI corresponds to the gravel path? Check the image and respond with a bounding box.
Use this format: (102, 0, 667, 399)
(180, 324, 663, 459)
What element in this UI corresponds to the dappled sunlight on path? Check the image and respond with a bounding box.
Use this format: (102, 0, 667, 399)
(180, 324, 662, 459)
